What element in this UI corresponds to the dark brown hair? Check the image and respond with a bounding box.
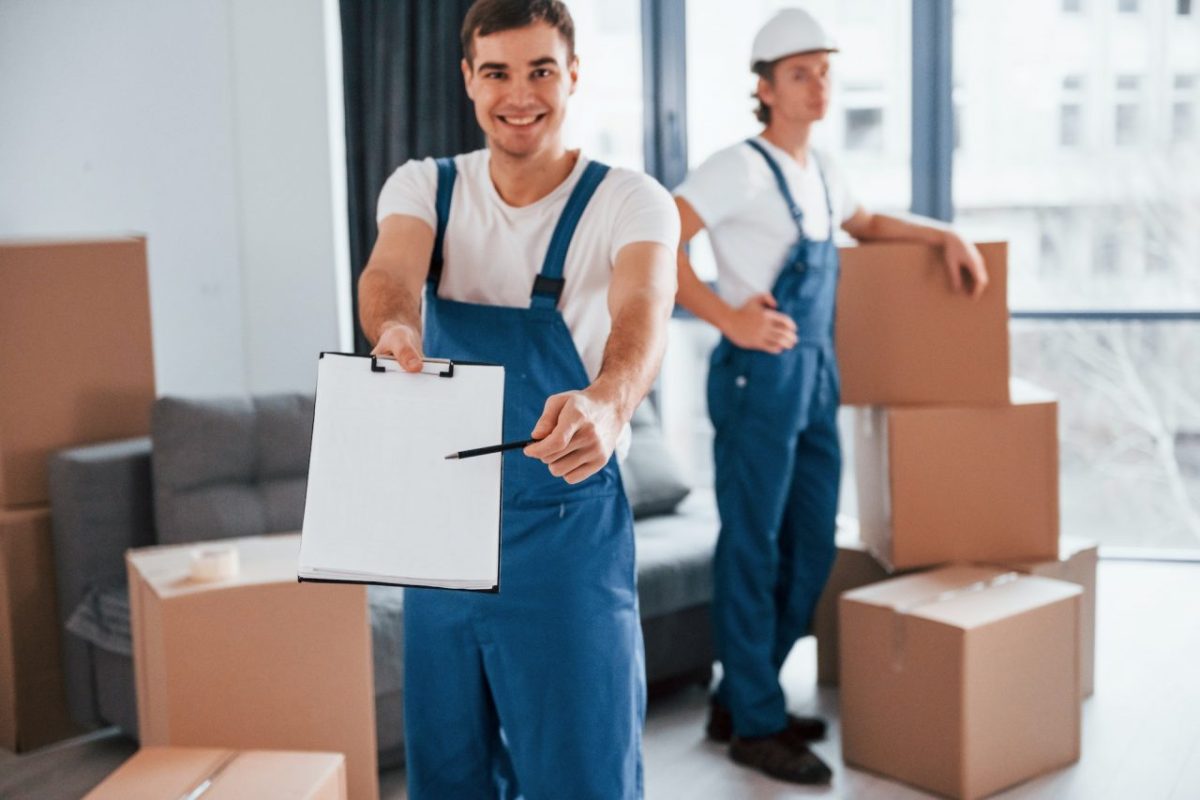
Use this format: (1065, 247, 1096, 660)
(752, 60, 777, 125)
(461, 0, 576, 66)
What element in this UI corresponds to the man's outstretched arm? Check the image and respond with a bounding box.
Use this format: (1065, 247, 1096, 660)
(358, 214, 435, 371)
(524, 240, 677, 484)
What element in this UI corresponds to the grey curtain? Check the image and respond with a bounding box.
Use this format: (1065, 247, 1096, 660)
(340, 0, 485, 354)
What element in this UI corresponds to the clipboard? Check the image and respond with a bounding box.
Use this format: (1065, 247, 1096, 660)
(298, 352, 504, 591)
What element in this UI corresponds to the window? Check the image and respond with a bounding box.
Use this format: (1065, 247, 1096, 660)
(1178, 0, 1192, 15)
(1061, 104, 1084, 146)
(560, 0, 643, 169)
(1173, 74, 1198, 144)
(685, 0, 911, 211)
(844, 107, 884, 151)
(1118, 0, 1139, 12)
(1060, 75, 1085, 147)
(953, 0, 1200, 554)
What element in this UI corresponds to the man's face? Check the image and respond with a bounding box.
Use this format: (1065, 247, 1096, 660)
(758, 51, 832, 125)
(462, 22, 577, 159)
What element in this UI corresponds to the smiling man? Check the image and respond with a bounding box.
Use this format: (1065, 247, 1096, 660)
(673, 7, 988, 787)
(357, 1, 678, 797)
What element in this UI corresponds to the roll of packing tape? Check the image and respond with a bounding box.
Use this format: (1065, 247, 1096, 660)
(189, 543, 239, 582)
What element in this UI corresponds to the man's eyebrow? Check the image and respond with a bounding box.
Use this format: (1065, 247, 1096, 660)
(477, 61, 508, 71)
(529, 56, 558, 67)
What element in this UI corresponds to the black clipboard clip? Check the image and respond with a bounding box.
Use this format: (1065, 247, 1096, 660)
(369, 355, 455, 378)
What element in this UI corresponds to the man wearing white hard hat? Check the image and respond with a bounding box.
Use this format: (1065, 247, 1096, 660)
(673, 7, 988, 785)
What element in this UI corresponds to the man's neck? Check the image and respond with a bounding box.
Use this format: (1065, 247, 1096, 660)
(760, 121, 814, 167)
(488, 142, 579, 208)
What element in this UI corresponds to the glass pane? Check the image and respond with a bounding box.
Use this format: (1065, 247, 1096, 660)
(685, 0, 911, 210)
(953, 1, 1200, 311)
(561, 0, 643, 170)
(1012, 319, 1200, 554)
(685, 0, 911, 280)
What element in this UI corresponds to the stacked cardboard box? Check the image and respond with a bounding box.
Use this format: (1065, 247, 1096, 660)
(84, 746, 347, 799)
(839, 567, 1082, 800)
(127, 534, 379, 800)
(830, 241, 1095, 798)
(0, 237, 155, 751)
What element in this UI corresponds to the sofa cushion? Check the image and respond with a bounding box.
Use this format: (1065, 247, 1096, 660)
(152, 395, 313, 544)
(65, 581, 132, 657)
(633, 488, 719, 618)
(623, 401, 691, 519)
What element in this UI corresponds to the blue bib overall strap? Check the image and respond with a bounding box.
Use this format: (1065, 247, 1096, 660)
(426, 156, 457, 292)
(530, 160, 610, 309)
(744, 138, 834, 239)
(405, 157, 645, 800)
(706, 139, 842, 739)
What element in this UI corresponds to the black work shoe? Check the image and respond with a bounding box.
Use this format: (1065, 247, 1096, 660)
(706, 699, 827, 744)
(729, 732, 833, 785)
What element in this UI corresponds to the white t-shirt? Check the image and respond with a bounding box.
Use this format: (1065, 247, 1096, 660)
(376, 149, 680, 459)
(376, 149, 679, 381)
(674, 137, 859, 308)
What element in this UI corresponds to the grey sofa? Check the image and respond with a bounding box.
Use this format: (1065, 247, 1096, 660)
(48, 394, 717, 768)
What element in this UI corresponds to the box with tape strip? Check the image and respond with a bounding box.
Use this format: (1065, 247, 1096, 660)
(84, 746, 347, 799)
(839, 565, 1081, 800)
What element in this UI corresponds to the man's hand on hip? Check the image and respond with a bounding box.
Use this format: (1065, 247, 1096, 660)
(724, 292, 798, 354)
(523, 389, 624, 484)
(371, 322, 425, 372)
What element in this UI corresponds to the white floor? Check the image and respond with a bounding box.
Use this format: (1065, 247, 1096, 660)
(4, 559, 1199, 799)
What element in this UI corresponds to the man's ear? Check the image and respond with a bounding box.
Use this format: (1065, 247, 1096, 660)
(756, 76, 775, 110)
(461, 58, 475, 100)
(567, 55, 579, 96)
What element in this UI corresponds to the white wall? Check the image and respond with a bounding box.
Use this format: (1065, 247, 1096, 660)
(0, 0, 350, 397)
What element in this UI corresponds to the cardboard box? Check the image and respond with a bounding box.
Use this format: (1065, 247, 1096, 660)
(855, 381, 1059, 571)
(813, 532, 893, 686)
(992, 537, 1098, 697)
(840, 566, 1081, 800)
(127, 534, 378, 800)
(1, 507, 77, 752)
(0, 237, 155, 507)
(836, 241, 1010, 407)
(84, 745, 347, 799)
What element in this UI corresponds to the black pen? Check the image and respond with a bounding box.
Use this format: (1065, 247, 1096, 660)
(445, 438, 541, 460)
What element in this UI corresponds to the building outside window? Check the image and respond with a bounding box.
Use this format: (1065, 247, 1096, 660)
(954, 0, 1200, 554)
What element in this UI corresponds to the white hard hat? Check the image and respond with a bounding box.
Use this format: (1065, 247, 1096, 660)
(750, 8, 838, 69)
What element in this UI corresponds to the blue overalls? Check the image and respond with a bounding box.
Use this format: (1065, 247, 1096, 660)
(403, 157, 646, 799)
(707, 140, 842, 738)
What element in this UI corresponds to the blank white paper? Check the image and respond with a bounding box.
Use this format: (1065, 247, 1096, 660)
(299, 354, 504, 590)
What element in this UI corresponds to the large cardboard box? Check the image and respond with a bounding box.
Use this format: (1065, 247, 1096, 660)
(127, 534, 378, 800)
(836, 241, 1009, 407)
(992, 537, 1098, 697)
(854, 380, 1060, 571)
(812, 531, 893, 686)
(84, 746, 347, 799)
(840, 566, 1081, 800)
(0, 237, 155, 507)
(0, 507, 77, 752)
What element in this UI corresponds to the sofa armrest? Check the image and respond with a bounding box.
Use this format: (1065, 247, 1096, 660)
(47, 437, 155, 727)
